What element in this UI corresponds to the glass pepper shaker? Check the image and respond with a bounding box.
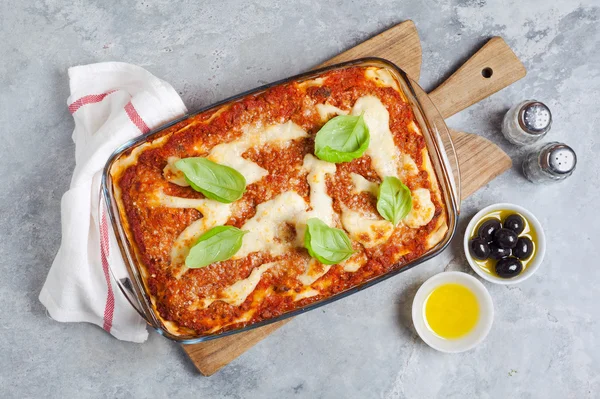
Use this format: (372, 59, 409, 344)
(502, 100, 552, 145)
(522, 142, 577, 184)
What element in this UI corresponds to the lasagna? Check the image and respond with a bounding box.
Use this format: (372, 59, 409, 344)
(111, 65, 448, 336)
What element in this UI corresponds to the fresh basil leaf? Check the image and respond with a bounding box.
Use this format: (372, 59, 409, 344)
(185, 226, 247, 269)
(175, 157, 246, 203)
(304, 218, 354, 265)
(314, 114, 370, 163)
(376, 176, 412, 226)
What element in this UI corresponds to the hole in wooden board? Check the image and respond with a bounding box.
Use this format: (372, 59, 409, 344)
(482, 67, 493, 78)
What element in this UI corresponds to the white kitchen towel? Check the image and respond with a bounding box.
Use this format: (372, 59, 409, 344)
(39, 62, 187, 343)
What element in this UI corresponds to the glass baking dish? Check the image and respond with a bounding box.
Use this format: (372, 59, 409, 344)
(101, 58, 461, 344)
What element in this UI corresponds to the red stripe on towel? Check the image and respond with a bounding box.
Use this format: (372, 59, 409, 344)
(68, 90, 117, 114)
(100, 208, 115, 333)
(124, 101, 150, 134)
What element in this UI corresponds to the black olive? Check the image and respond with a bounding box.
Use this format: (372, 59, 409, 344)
(489, 245, 512, 260)
(494, 228, 518, 249)
(478, 219, 501, 242)
(470, 238, 491, 260)
(504, 214, 525, 235)
(514, 237, 533, 260)
(495, 257, 523, 278)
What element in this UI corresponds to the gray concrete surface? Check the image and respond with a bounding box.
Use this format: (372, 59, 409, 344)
(1, 0, 599, 398)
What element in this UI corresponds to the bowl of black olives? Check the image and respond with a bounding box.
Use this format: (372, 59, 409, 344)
(463, 203, 546, 284)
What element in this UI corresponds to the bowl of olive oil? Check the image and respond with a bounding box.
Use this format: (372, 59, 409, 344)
(412, 272, 494, 353)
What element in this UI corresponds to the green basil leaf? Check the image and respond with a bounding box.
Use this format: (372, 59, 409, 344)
(175, 157, 246, 203)
(314, 114, 370, 163)
(376, 176, 412, 226)
(185, 226, 247, 269)
(304, 218, 354, 265)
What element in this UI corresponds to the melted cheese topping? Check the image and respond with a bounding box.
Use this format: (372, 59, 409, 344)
(349, 175, 435, 232)
(408, 121, 422, 136)
(295, 155, 337, 285)
(159, 94, 434, 284)
(154, 190, 211, 210)
(291, 288, 319, 301)
(316, 103, 348, 120)
(341, 207, 394, 248)
(365, 68, 400, 91)
(294, 154, 337, 245)
(154, 191, 233, 267)
(401, 153, 419, 178)
(208, 121, 308, 185)
(159, 121, 307, 271)
(298, 259, 331, 286)
(162, 155, 337, 279)
(234, 192, 307, 259)
(163, 121, 307, 186)
(233, 155, 337, 260)
(350, 173, 379, 196)
(351, 96, 400, 179)
(163, 157, 189, 186)
(158, 97, 409, 270)
(341, 252, 368, 272)
(192, 261, 277, 309)
(340, 97, 405, 245)
(298, 77, 326, 89)
(404, 188, 435, 228)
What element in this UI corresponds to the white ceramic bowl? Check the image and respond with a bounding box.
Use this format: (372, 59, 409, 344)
(464, 203, 546, 285)
(412, 272, 494, 353)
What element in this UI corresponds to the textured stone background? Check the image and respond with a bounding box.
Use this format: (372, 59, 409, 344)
(1, 0, 598, 398)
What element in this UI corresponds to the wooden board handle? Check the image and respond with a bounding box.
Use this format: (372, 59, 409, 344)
(428, 37, 526, 119)
(450, 130, 512, 200)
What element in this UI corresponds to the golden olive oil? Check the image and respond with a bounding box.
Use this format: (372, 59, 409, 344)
(470, 210, 537, 277)
(424, 283, 480, 339)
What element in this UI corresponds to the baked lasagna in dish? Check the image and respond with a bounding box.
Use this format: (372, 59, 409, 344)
(110, 65, 448, 336)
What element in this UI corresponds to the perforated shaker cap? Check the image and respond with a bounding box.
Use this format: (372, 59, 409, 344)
(542, 143, 577, 175)
(519, 101, 552, 135)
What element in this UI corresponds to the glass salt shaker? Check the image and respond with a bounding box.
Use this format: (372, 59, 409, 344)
(522, 142, 577, 184)
(502, 100, 552, 145)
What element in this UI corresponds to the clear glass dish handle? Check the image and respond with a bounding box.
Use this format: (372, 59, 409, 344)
(97, 188, 146, 318)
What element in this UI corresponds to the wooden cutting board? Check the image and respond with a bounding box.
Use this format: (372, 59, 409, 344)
(183, 20, 525, 375)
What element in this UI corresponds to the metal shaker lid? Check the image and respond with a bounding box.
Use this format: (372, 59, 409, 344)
(541, 143, 577, 174)
(518, 101, 552, 134)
